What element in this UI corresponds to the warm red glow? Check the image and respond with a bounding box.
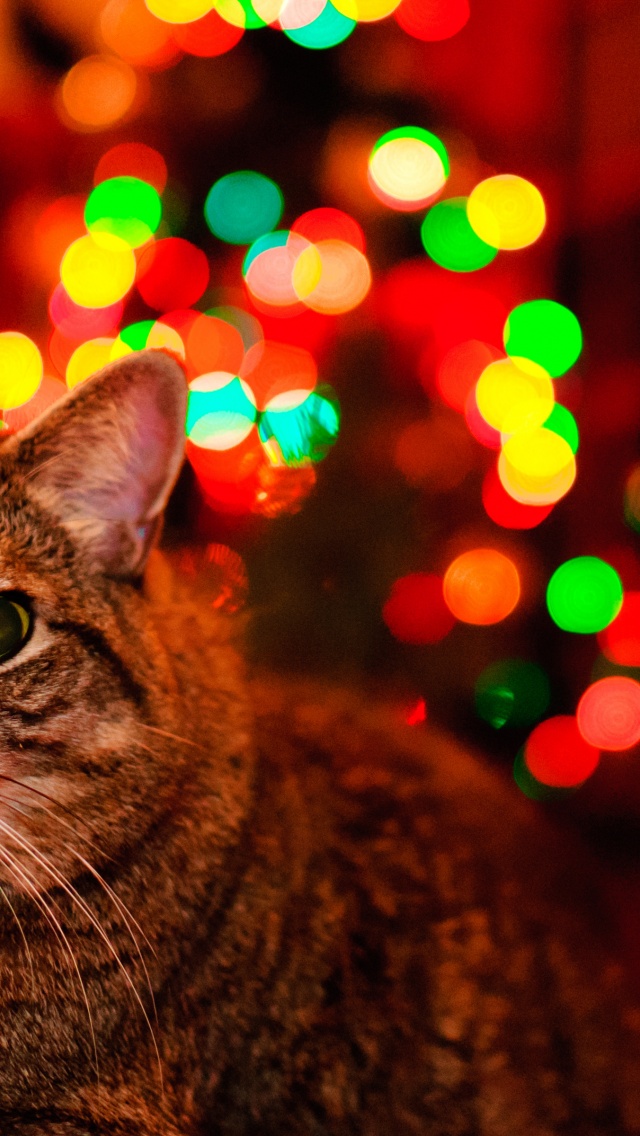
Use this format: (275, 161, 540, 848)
(524, 716, 600, 787)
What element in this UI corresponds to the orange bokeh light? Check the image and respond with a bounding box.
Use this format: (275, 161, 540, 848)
(443, 548, 521, 625)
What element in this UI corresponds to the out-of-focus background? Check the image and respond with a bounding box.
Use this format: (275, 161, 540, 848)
(2, 0, 640, 892)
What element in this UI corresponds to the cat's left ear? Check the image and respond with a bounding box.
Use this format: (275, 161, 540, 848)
(9, 350, 187, 578)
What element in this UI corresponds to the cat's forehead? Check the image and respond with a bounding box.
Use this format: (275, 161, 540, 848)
(0, 468, 81, 591)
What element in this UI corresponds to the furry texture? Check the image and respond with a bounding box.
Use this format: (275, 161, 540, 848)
(0, 350, 635, 1134)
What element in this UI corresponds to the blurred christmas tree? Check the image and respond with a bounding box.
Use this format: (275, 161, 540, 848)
(3, 0, 640, 815)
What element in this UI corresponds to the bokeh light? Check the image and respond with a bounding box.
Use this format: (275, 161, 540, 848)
(94, 142, 168, 193)
(59, 55, 138, 131)
(577, 676, 640, 750)
(543, 403, 579, 453)
(340, 0, 402, 21)
(546, 557, 623, 634)
(301, 239, 372, 314)
(524, 716, 600, 787)
(186, 314, 245, 378)
(599, 592, 640, 667)
(482, 466, 554, 529)
(292, 207, 365, 252)
(85, 176, 162, 248)
(136, 237, 210, 309)
(4, 377, 67, 432)
(0, 334, 43, 410)
(61, 232, 137, 308)
(467, 175, 546, 250)
(144, 0, 214, 21)
(394, 0, 469, 41)
(32, 196, 86, 283)
(186, 372, 257, 436)
(421, 197, 497, 272)
(100, 0, 181, 69)
(433, 340, 502, 411)
(443, 548, 521, 625)
(464, 387, 502, 449)
(394, 414, 473, 490)
(513, 748, 574, 801)
(475, 357, 555, 434)
(258, 385, 340, 465)
(369, 127, 449, 210)
(382, 573, 455, 643)
(49, 285, 123, 341)
(504, 299, 582, 377)
(66, 338, 116, 389)
(624, 465, 640, 533)
(171, 8, 245, 54)
(498, 427, 576, 505)
(283, 1, 357, 48)
(240, 340, 317, 410)
(475, 658, 550, 729)
(244, 231, 311, 309)
(204, 171, 283, 245)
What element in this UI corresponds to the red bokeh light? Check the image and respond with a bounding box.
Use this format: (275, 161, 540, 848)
(394, 0, 470, 41)
(482, 465, 554, 529)
(382, 573, 455, 644)
(185, 314, 245, 379)
(240, 340, 317, 411)
(136, 238, 210, 310)
(598, 592, 640, 666)
(524, 715, 600, 787)
(292, 207, 366, 252)
(171, 9, 245, 56)
(94, 142, 168, 193)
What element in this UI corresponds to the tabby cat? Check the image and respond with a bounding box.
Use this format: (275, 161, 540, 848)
(0, 348, 636, 1135)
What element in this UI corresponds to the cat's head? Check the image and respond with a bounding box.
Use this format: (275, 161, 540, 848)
(0, 350, 197, 893)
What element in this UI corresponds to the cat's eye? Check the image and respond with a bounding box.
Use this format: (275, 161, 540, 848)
(0, 596, 31, 662)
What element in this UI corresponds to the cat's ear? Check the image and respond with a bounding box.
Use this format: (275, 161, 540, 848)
(9, 350, 187, 578)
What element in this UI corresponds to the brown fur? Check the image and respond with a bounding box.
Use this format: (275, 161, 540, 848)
(0, 349, 635, 1134)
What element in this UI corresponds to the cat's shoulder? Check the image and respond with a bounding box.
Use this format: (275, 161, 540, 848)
(250, 671, 640, 1135)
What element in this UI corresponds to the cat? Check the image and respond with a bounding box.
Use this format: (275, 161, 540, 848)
(0, 347, 636, 1135)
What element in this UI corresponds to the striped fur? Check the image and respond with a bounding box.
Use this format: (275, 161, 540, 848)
(0, 350, 634, 1134)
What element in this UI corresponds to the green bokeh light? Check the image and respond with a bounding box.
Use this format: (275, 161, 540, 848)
(504, 299, 582, 378)
(85, 177, 162, 249)
(119, 320, 155, 351)
(475, 658, 550, 729)
(371, 127, 449, 177)
(283, 1, 356, 49)
(186, 376, 257, 436)
(204, 172, 284, 246)
(258, 386, 340, 465)
(546, 556, 623, 634)
(542, 403, 579, 453)
(421, 197, 497, 272)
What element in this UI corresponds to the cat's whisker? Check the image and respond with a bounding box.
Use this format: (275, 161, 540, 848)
(0, 792, 158, 1015)
(0, 882, 37, 998)
(61, 843, 159, 1025)
(0, 818, 164, 1097)
(0, 845, 100, 1093)
(138, 723, 205, 751)
(0, 773, 104, 847)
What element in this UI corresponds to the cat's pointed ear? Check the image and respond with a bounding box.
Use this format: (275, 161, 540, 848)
(10, 350, 187, 578)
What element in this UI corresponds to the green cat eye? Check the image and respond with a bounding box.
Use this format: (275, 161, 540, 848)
(0, 596, 31, 662)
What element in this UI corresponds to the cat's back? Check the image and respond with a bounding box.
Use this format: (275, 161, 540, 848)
(245, 672, 640, 1136)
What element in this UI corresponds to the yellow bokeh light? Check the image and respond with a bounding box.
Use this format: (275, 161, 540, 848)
(499, 427, 576, 505)
(334, 0, 399, 18)
(66, 339, 116, 389)
(252, 0, 282, 19)
(60, 55, 138, 131)
(476, 357, 554, 434)
(291, 243, 323, 300)
(145, 0, 214, 21)
(369, 137, 446, 208)
(147, 321, 187, 357)
(467, 175, 546, 251)
(0, 333, 43, 410)
(60, 233, 137, 308)
(302, 239, 372, 315)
